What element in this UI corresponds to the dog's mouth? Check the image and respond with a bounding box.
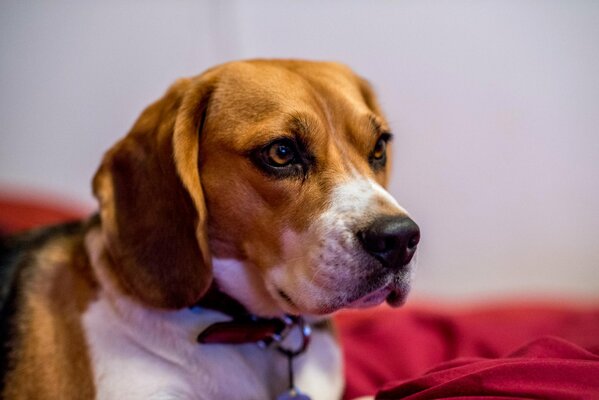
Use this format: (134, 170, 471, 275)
(277, 288, 297, 309)
(274, 272, 411, 315)
(347, 280, 410, 309)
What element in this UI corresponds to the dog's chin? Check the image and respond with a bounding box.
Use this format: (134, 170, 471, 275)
(272, 265, 413, 315)
(285, 281, 411, 316)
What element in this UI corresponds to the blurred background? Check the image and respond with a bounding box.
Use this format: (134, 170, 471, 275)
(1, 0, 598, 303)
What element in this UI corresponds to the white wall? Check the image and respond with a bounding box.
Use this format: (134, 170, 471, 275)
(1, 0, 598, 301)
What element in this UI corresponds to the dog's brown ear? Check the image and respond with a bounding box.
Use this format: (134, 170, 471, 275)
(93, 77, 214, 309)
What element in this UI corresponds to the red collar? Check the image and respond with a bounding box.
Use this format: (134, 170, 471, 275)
(194, 284, 305, 346)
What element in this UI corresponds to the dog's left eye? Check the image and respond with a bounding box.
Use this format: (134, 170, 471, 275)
(369, 133, 392, 170)
(372, 137, 387, 160)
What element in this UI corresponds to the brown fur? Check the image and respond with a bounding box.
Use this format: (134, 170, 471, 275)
(2, 222, 97, 399)
(93, 78, 214, 309)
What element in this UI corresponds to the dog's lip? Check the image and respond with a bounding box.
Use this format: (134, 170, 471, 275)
(347, 286, 392, 308)
(347, 281, 410, 309)
(386, 278, 411, 307)
(385, 288, 409, 307)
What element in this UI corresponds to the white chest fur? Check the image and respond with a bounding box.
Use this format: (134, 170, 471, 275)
(81, 291, 343, 400)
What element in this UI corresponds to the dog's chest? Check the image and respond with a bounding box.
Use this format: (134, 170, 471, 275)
(81, 295, 342, 400)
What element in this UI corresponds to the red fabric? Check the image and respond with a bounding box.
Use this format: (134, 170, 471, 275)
(336, 304, 599, 399)
(376, 336, 599, 399)
(0, 192, 86, 233)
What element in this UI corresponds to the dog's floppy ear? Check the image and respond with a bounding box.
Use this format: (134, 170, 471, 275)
(93, 76, 215, 309)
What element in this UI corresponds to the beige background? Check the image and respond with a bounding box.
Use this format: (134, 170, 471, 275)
(1, 1, 598, 302)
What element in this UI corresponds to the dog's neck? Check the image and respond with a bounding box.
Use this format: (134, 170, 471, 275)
(85, 227, 322, 328)
(83, 227, 340, 399)
(192, 283, 306, 347)
(194, 282, 250, 317)
(211, 257, 298, 318)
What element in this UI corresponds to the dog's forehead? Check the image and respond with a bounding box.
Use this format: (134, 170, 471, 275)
(202, 60, 386, 152)
(211, 62, 367, 116)
(218, 60, 361, 91)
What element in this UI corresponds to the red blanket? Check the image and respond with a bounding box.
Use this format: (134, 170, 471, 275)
(376, 336, 599, 399)
(336, 304, 599, 399)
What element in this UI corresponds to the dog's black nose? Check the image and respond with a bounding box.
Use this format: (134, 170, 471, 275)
(358, 216, 420, 269)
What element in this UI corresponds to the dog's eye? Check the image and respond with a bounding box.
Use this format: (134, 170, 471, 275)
(251, 138, 310, 179)
(265, 140, 296, 167)
(372, 137, 387, 160)
(369, 133, 392, 171)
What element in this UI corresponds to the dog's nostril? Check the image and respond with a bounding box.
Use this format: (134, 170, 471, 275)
(408, 232, 420, 250)
(358, 216, 420, 269)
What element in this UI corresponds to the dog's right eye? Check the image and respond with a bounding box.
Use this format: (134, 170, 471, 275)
(252, 139, 307, 179)
(264, 140, 296, 167)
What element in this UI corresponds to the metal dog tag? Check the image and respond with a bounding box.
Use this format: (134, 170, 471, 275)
(277, 388, 311, 400)
(276, 317, 312, 400)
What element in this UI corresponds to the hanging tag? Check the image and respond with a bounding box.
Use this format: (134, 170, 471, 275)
(276, 317, 312, 400)
(277, 350, 311, 400)
(277, 387, 311, 400)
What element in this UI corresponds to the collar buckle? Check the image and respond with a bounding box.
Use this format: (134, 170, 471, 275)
(275, 316, 311, 357)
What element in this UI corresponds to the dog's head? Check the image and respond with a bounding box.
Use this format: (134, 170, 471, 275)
(93, 60, 419, 315)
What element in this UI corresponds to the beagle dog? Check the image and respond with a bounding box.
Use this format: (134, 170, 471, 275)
(0, 60, 419, 400)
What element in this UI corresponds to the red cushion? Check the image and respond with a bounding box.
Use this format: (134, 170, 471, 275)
(336, 303, 599, 399)
(376, 336, 599, 399)
(0, 191, 86, 233)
